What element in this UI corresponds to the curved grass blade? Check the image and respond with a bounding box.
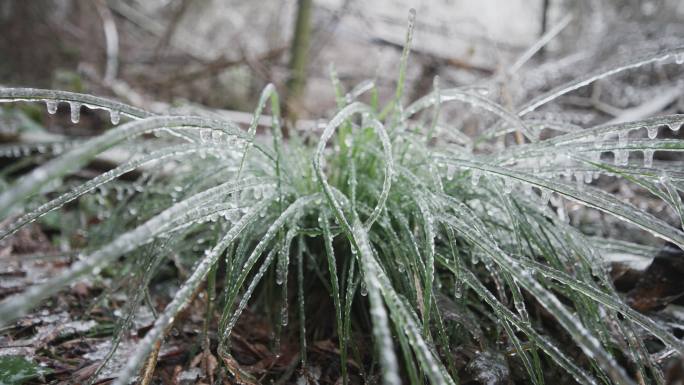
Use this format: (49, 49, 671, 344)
(0, 178, 270, 325)
(436, 156, 684, 249)
(517, 46, 684, 116)
(0, 116, 256, 218)
(111, 200, 271, 385)
(0, 87, 153, 119)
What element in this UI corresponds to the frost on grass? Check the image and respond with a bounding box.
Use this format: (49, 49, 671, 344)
(0, 12, 684, 385)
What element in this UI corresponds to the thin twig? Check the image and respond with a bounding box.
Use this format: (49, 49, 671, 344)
(139, 339, 162, 385)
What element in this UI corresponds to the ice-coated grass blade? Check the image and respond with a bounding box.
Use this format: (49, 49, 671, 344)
(0, 177, 271, 325)
(436, 156, 684, 249)
(517, 46, 684, 116)
(0, 116, 259, 218)
(352, 218, 455, 385)
(437, 255, 599, 385)
(112, 200, 271, 385)
(0, 144, 230, 240)
(437, 211, 635, 385)
(320, 209, 348, 383)
(0, 87, 153, 119)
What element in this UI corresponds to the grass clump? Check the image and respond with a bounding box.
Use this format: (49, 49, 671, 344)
(1, 12, 684, 385)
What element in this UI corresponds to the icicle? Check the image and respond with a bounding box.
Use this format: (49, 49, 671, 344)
(667, 122, 681, 132)
(280, 304, 288, 326)
(446, 164, 455, 181)
(512, 293, 529, 325)
(676, 53, 684, 65)
(646, 126, 658, 139)
(618, 130, 628, 146)
(615, 131, 630, 165)
(45, 100, 58, 114)
(471, 170, 481, 186)
(253, 187, 262, 200)
(212, 130, 223, 143)
(523, 184, 532, 197)
(588, 151, 601, 163)
(643, 149, 654, 168)
(594, 134, 605, 148)
(200, 129, 212, 143)
(109, 110, 120, 125)
(556, 201, 568, 223)
(574, 172, 584, 190)
(539, 189, 551, 208)
(532, 158, 541, 174)
(115, 186, 124, 201)
(453, 281, 463, 299)
(276, 257, 287, 286)
(590, 259, 607, 279)
(272, 331, 281, 356)
(614, 150, 629, 166)
(563, 169, 573, 182)
(503, 178, 513, 194)
(69, 102, 81, 123)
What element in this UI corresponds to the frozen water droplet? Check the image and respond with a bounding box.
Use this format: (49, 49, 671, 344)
(667, 122, 681, 132)
(69, 102, 81, 123)
(109, 110, 120, 125)
(646, 126, 658, 139)
(46, 100, 58, 114)
(643, 149, 654, 168)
